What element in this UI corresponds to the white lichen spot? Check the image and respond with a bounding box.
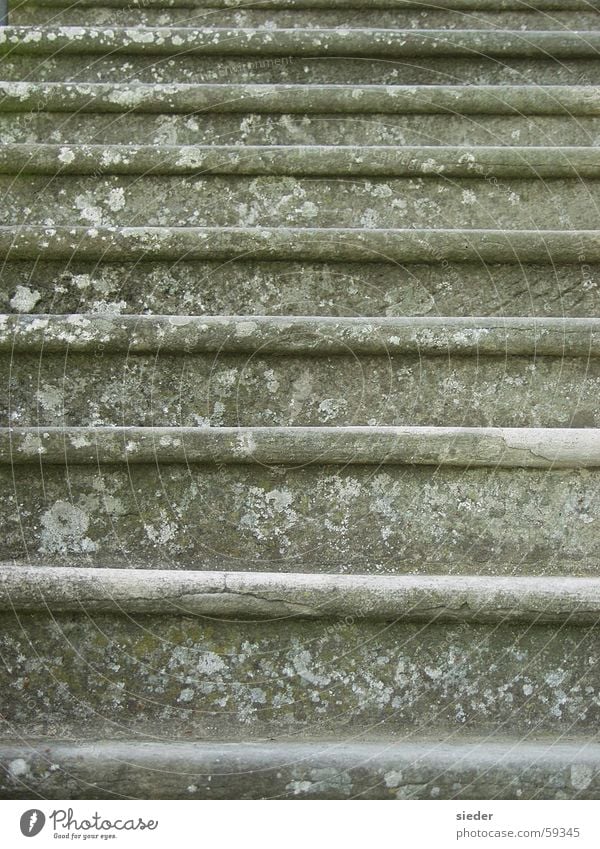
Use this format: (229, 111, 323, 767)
(8, 758, 29, 778)
(384, 770, 403, 788)
(286, 780, 313, 795)
(177, 688, 195, 703)
(20, 433, 46, 455)
(58, 146, 75, 164)
(106, 187, 126, 212)
(197, 652, 227, 675)
(10, 285, 41, 313)
(35, 385, 63, 415)
(40, 501, 96, 554)
(144, 520, 177, 546)
(571, 763, 594, 791)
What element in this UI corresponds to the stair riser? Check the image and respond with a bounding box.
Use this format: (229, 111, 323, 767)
(11, 8, 600, 27)
(4, 352, 600, 428)
(4, 260, 599, 318)
(2, 613, 598, 737)
(4, 175, 599, 229)
(1, 463, 598, 572)
(4, 56, 600, 86)
(3, 113, 599, 147)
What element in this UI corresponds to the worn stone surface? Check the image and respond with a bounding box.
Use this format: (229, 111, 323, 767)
(4, 567, 600, 624)
(4, 173, 600, 229)
(3, 351, 600, 428)
(5, 226, 600, 264)
(7, 144, 600, 178)
(4, 26, 600, 58)
(11, 6, 600, 27)
(5, 55, 600, 86)
(4, 425, 600, 467)
(1, 260, 598, 317)
(1, 460, 599, 572)
(2, 739, 600, 800)
(1, 613, 598, 738)
(3, 113, 600, 147)
(3, 0, 600, 799)
(2, 82, 599, 115)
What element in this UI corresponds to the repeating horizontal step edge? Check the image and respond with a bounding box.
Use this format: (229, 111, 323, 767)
(2, 83, 600, 115)
(3, 565, 600, 622)
(5, 144, 600, 178)
(10, 0, 600, 10)
(1, 226, 600, 262)
(1, 740, 599, 800)
(3, 314, 600, 356)
(2, 426, 600, 467)
(6, 27, 600, 58)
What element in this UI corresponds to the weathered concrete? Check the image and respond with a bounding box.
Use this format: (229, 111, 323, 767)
(3, 565, 600, 623)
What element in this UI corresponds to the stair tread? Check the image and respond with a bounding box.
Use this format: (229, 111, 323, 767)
(3, 313, 600, 355)
(1, 738, 599, 799)
(2, 0, 599, 801)
(3, 564, 600, 621)
(3, 225, 600, 262)
(2, 81, 600, 115)
(3, 424, 600, 467)
(5, 143, 600, 177)
(5, 26, 600, 58)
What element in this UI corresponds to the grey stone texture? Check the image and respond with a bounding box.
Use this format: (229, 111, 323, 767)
(2, 0, 600, 799)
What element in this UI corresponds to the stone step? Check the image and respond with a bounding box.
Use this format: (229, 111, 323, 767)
(0, 426, 598, 573)
(4, 565, 600, 623)
(3, 315, 600, 428)
(5, 314, 599, 354)
(0, 605, 598, 739)
(3, 112, 599, 147)
(3, 225, 600, 263)
(4, 425, 600, 467)
(6, 144, 600, 178)
(3, 259, 597, 318)
(7, 27, 600, 58)
(0, 567, 599, 743)
(11, 6, 600, 26)
(4, 173, 600, 229)
(12, 0, 600, 7)
(1, 739, 599, 799)
(2, 82, 600, 115)
(6, 55, 600, 86)
(5, 27, 600, 86)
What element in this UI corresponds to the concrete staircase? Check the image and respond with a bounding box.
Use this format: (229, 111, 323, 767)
(1, 0, 600, 799)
